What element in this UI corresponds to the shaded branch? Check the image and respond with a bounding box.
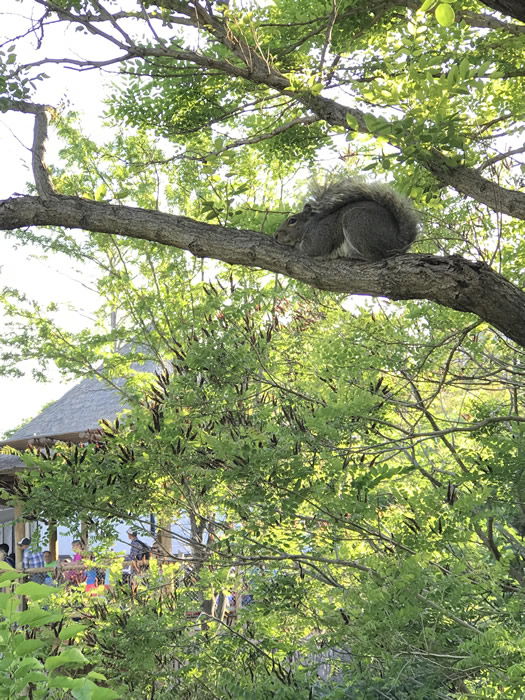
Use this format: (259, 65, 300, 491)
(478, 145, 525, 173)
(477, 0, 525, 22)
(204, 115, 320, 158)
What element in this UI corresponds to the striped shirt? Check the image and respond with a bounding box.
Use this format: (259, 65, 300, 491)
(22, 548, 45, 570)
(22, 548, 46, 584)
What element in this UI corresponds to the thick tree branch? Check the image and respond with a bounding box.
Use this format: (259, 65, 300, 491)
(421, 150, 525, 219)
(1, 194, 525, 347)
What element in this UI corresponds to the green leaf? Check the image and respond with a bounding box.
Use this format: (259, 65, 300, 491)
(16, 607, 64, 627)
(87, 671, 108, 681)
(345, 113, 360, 130)
(44, 647, 88, 671)
(85, 684, 121, 700)
(435, 3, 455, 26)
(71, 678, 121, 700)
(446, 64, 459, 87)
(17, 670, 47, 684)
(0, 591, 19, 617)
(476, 60, 493, 76)
(59, 622, 88, 640)
(459, 57, 470, 78)
(13, 637, 47, 656)
(15, 581, 59, 600)
(0, 568, 25, 583)
(12, 657, 43, 675)
(48, 675, 77, 689)
(95, 184, 108, 201)
(91, 688, 121, 699)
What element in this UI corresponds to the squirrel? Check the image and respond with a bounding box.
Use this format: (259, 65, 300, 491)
(274, 178, 420, 261)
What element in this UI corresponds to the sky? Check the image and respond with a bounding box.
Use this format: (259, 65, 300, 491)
(0, 3, 113, 437)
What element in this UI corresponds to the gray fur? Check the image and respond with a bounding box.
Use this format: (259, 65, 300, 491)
(274, 178, 420, 261)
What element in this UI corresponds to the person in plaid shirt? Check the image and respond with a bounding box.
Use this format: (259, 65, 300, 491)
(18, 537, 46, 583)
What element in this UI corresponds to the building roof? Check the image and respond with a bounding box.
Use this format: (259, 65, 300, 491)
(0, 352, 158, 473)
(4, 375, 127, 444)
(0, 453, 26, 474)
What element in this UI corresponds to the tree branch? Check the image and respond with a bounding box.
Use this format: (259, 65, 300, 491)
(11, 2, 525, 219)
(27, 2, 525, 218)
(3, 99, 56, 198)
(1, 194, 525, 347)
(477, 0, 525, 22)
(478, 145, 525, 173)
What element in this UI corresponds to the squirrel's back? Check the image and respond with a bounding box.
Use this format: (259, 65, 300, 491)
(274, 177, 421, 260)
(306, 178, 420, 249)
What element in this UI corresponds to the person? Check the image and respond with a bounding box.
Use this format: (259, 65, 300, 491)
(126, 530, 150, 594)
(126, 530, 150, 563)
(42, 550, 57, 585)
(84, 564, 98, 594)
(64, 539, 87, 586)
(18, 537, 46, 583)
(0, 543, 15, 568)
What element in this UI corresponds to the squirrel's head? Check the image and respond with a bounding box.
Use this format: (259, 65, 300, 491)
(274, 205, 313, 247)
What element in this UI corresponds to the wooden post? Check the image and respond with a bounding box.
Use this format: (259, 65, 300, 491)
(14, 502, 25, 569)
(80, 521, 88, 548)
(48, 520, 58, 561)
(157, 519, 172, 557)
(157, 520, 174, 594)
(13, 500, 28, 610)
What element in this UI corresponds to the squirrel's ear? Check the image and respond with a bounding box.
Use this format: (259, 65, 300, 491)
(303, 203, 313, 214)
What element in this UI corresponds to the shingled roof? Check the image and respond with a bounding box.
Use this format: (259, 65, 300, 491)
(5, 375, 127, 443)
(0, 352, 158, 472)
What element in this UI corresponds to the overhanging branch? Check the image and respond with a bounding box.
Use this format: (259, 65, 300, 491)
(20, 4, 525, 219)
(3, 99, 55, 198)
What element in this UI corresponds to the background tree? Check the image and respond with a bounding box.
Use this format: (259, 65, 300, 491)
(4, 231, 525, 696)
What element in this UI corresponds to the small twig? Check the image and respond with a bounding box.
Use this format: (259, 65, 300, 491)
(416, 593, 480, 633)
(477, 145, 525, 173)
(319, 0, 338, 74)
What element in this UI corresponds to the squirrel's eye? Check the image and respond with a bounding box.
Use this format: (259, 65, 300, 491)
(288, 217, 297, 226)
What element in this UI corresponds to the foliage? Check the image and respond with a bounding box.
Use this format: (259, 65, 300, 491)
(4, 258, 525, 697)
(0, 563, 119, 699)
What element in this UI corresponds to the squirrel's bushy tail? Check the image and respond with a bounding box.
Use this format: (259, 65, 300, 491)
(307, 177, 421, 247)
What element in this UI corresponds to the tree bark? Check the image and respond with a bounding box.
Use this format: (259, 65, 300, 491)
(478, 0, 525, 22)
(1, 194, 525, 347)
